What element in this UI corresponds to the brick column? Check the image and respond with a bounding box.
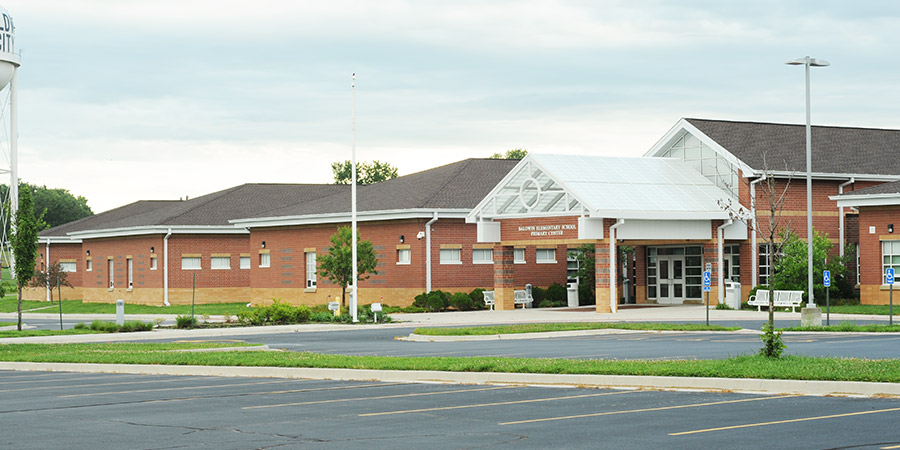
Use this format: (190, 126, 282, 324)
(595, 244, 612, 313)
(493, 245, 516, 310)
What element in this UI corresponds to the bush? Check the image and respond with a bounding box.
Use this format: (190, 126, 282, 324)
(531, 286, 547, 305)
(310, 311, 335, 323)
(423, 290, 450, 312)
(449, 292, 476, 311)
(236, 300, 312, 326)
(76, 320, 154, 333)
(468, 288, 488, 309)
(176, 315, 198, 329)
(759, 322, 786, 358)
(546, 283, 566, 302)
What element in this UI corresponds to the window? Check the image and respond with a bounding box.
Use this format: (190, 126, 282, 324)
(662, 133, 740, 199)
(59, 261, 76, 273)
(108, 259, 115, 289)
(259, 253, 270, 268)
(240, 256, 251, 270)
(211, 256, 231, 270)
(882, 241, 900, 284)
(536, 248, 556, 264)
(724, 244, 740, 282)
(127, 258, 133, 289)
(86, 259, 92, 272)
(150, 256, 157, 271)
(440, 248, 461, 264)
(566, 250, 580, 281)
(306, 252, 317, 288)
(397, 249, 411, 265)
(181, 257, 201, 270)
(856, 244, 861, 285)
(514, 248, 525, 264)
(472, 248, 493, 264)
(758, 244, 771, 286)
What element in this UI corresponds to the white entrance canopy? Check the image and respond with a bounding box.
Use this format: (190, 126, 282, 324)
(467, 154, 736, 224)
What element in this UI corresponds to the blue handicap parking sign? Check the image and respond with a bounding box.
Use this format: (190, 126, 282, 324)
(703, 271, 711, 292)
(888, 268, 896, 285)
(823, 270, 831, 287)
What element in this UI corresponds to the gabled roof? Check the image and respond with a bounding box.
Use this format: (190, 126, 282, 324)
(40, 184, 347, 238)
(233, 159, 519, 225)
(675, 118, 900, 178)
(832, 180, 900, 208)
(468, 154, 733, 221)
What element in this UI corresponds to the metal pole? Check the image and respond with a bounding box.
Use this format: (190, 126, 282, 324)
(191, 272, 196, 323)
(826, 284, 830, 326)
(804, 57, 815, 308)
(891, 284, 894, 327)
(57, 275, 62, 330)
(705, 290, 709, 326)
(351, 73, 358, 323)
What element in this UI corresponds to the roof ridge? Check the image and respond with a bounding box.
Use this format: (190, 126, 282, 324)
(686, 117, 900, 133)
(154, 185, 245, 225)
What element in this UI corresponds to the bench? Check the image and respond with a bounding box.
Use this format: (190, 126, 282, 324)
(482, 287, 534, 310)
(748, 289, 804, 313)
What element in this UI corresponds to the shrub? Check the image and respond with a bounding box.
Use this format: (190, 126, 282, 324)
(236, 300, 312, 326)
(75, 320, 154, 333)
(176, 315, 198, 329)
(715, 303, 733, 310)
(310, 311, 335, 323)
(422, 290, 450, 312)
(759, 322, 786, 358)
(73, 322, 87, 330)
(546, 283, 566, 302)
(531, 286, 547, 305)
(468, 288, 487, 309)
(449, 292, 476, 311)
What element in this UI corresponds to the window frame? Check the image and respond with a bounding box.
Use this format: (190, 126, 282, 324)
(440, 248, 462, 265)
(472, 248, 493, 265)
(397, 248, 411, 265)
(240, 256, 251, 270)
(259, 253, 271, 268)
(211, 256, 231, 270)
(181, 256, 202, 271)
(306, 252, 317, 289)
(536, 248, 557, 264)
(59, 261, 77, 273)
(514, 247, 526, 264)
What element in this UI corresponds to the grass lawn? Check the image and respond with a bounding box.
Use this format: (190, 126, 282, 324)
(1, 343, 900, 383)
(413, 322, 741, 336)
(0, 297, 251, 315)
(825, 305, 900, 315)
(781, 323, 900, 332)
(0, 329, 107, 338)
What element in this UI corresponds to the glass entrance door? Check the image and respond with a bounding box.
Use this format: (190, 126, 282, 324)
(657, 256, 684, 303)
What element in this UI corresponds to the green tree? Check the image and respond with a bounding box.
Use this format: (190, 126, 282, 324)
(13, 187, 38, 331)
(331, 160, 399, 185)
(489, 148, 528, 159)
(29, 262, 74, 302)
(0, 182, 92, 229)
(317, 227, 379, 307)
(772, 228, 851, 301)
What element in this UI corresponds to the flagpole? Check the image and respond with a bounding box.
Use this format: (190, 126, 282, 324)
(350, 73, 359, 323)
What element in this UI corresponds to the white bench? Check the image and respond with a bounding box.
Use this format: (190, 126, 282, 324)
(482, 288, 534, 310)
(748, 289, 804, 313)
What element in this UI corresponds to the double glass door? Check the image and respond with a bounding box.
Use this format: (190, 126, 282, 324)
(657, 256, 684, 303)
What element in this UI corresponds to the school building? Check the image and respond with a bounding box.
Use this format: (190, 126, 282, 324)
(31, 118, 900, 311)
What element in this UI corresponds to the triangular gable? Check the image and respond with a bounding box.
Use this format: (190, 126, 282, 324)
(644, 118, 756, 177)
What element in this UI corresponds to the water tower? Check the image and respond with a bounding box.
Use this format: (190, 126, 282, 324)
(0, 4, 19, 273)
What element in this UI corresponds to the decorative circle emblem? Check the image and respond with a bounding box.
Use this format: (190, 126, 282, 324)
(519, 177, 541, 210)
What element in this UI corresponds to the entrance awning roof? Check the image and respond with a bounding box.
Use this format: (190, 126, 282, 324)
(467, 154, 734, 221)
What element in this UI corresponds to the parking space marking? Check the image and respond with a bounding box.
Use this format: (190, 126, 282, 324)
(0, 377, 190, 393)
(670, 406, 900, 436)
(360, 390, 635, 417)
(881, 444, 900, 449)
(130, 383, 407, 405)
(58, 379, 298, 398)
(245, 386, 513, 410)
(0, 374, 136, 385)
(500, 394, 797, 425)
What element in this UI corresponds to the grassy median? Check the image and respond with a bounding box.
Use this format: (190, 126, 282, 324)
(0, 298, 250, 315)
(1, 343, 900, 383)
(413, 322, 741, 336)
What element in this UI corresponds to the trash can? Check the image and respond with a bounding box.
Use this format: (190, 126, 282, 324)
(525, 284, 533, 309)
(724, 281, 741, 309)
(566, 282, 579, 307)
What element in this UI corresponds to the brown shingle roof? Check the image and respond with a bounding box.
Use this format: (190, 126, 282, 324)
(686, 118, 900, 176)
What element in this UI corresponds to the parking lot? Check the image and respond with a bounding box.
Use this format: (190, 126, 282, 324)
(3, 370, 900, 449)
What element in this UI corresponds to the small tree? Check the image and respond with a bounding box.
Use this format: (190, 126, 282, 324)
(317, 227, 379, 307)
(331, 160, 399, 185)
(772, 228, 850, 302)
(13, 187, 38, 331)
(29, 262, 74, 302)
(489, 148, 528, 159)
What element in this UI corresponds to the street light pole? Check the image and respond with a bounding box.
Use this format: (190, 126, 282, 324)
(351, 73, 359, 323)
(786, 56, 829, 308)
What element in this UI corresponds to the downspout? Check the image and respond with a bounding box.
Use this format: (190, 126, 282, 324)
(838, 178, 855, 257)
(425, 213, 438, 293)
(717, 219, 733, 305)
(609, 219, 625, 314)
(163, 229, 172, 306)
(749, 176, 765, 289)
(45, 240, 50, 302)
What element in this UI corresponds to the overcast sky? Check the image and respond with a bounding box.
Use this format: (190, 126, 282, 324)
(3, 1, 900, 212)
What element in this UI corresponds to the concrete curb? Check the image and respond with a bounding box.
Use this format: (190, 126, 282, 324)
(402, 328, 764, 342)
(1, 361, 898, 398)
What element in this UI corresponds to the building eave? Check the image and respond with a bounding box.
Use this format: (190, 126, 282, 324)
(67, 226, 250, 240)
(831, 193, 900, 208)
(230, 209, 471, 229)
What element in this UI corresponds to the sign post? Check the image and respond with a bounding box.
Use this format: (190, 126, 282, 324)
(823, 270, 831, 326)
(703, 270, 711, 326)
(887, 268, 895, 326)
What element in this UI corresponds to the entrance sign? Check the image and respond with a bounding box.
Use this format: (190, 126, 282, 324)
(823, 270, 831, 287)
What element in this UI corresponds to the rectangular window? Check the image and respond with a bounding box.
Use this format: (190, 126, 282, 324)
(724, 244, 740, 283)
(856, 244, 861, 285)
(259, 253, 270, 268)
(514, 248, 525, 264)
(86, 259, 92, 272)
(181, 257, 201, 270)
(306, 252, 317, 288)
(397, 248, 411, 265)
(127, 258, 133, 289)
(536, 248, 557, 264)
(566, 250, 580, 281)
(440, 248, 461, 264)
(882, 241, 900, 284)
(211, 256, 231, 270)
(240, 256, 251, 270)
(472, 248, 493, 264)
(758, 244, 771, 286)
(59, 261, 76, 273)
(109, 259, 115, 289)
(150, 256, 157, 271)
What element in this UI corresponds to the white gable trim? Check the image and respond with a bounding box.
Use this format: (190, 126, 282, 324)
(644, 118, 756, 176)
